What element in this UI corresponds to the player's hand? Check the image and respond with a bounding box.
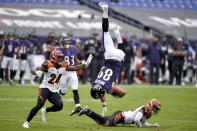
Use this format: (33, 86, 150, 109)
(153, 123, 159, 127)
(113, 26, 120, 35)
(84, 54, 93, 68)
(102, 106, 107, 117)
(35, 71, 42, 77)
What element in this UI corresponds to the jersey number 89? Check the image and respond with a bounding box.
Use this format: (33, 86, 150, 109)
(97, 67, 113, 81)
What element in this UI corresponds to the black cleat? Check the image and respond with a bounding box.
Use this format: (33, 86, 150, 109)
(79, 106, 90, 116)
(70, 106, 82, 116)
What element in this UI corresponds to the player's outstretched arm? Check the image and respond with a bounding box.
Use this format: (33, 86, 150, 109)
(67, 54, 93, 71)
(113, 26, 122, 44)
(31, 66, 44, 77)
(134, 111, 143, 127)
(134, 110, 159, 128)
(66, 64, 86, 71)
(142, 121, 159, 127)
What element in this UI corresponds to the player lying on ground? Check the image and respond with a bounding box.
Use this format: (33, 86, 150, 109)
(22, 50, 93, 128)
(79, 99, 161, 127)
(56, 34, 84, 116)
(90, 2, 126, 116)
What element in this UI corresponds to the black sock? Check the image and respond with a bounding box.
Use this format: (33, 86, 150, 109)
(73, 90, 80, 104)
(102, 18, 109, 32)
(20, 71, 25, 79)
(87, 110, 106, 124)
(26, 105, 42, 122)
(5, 69, 9, 81)
(10, 70, 16, 80)
(0, 68, 4, 80)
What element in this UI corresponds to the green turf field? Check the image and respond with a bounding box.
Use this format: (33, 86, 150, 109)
(0, 84, 197, 131)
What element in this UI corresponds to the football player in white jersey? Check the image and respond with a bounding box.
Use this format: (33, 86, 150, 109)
(22, 50, 93, 128)
(56, 34, 84, 116)
(79, 99, 161, 127)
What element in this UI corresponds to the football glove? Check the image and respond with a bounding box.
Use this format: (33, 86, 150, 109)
(35, 71, 42, 77)
(84, 54, 93, 68)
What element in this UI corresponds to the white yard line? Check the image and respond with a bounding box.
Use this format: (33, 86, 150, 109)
(0, 117, 107, 130)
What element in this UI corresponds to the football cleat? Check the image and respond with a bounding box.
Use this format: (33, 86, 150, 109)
(22, 121, 29, 128)
(9, 79, 14, 86)
(41, 108, 46, 122)
(70, 106, 82, 116)
(79, 106, 90, 116)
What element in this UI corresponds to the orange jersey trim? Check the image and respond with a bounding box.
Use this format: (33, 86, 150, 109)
(61, 62, 68, 69)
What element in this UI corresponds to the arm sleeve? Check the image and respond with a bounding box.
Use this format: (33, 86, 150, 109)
(142, 121, 154, 127)
(134, 112, 143, 127)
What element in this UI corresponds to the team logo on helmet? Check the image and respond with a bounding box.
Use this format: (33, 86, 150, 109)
(148, 99, 161, 114)
(50, 50, 64, 65)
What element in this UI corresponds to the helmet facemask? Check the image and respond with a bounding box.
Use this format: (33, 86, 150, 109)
(60, 34, 72, 50)
(57, 55, 64, 66)
(91, 84, 105, 99)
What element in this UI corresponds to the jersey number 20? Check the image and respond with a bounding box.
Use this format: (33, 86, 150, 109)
(97, 67, 113, 81)
(48, 74, 62, 84)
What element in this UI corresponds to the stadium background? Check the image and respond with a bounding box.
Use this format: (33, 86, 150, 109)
(0, 0, 197, 83)
(0, 0, 197, 131)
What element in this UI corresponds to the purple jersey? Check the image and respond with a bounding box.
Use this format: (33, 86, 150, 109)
(3, 39, 19, 57)
(93, 60, 122, 93)
(56, 45, 77, 66)
(28, 38, 38, 54)
(19, 40, 30, 59)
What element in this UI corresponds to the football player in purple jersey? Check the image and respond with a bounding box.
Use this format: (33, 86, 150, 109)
(14, 34, 32, 84)
(27, 32, 40, 85)
(0, 31, 5, 83)
(56, 34, 87, 116)
(90, 2, 126, 116)
(0, 32, 21, 85)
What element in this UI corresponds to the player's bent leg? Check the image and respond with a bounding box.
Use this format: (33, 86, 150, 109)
(111, 86, 126, 98)
(104, 111, 124, 126)
(79, 106, 106, 125)
(47, 92, 63, 112)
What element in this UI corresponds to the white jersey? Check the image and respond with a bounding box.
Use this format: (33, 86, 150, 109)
(123, 106, 152, 124)
(123, 106, 144, 124)
(40, 60, 68, 93)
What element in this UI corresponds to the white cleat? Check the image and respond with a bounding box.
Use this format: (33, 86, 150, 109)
(99, 2, 108, 12)
(195, 83, 197, 88)
(41, 108, 46, 123)
(22, 121, 29, 128)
